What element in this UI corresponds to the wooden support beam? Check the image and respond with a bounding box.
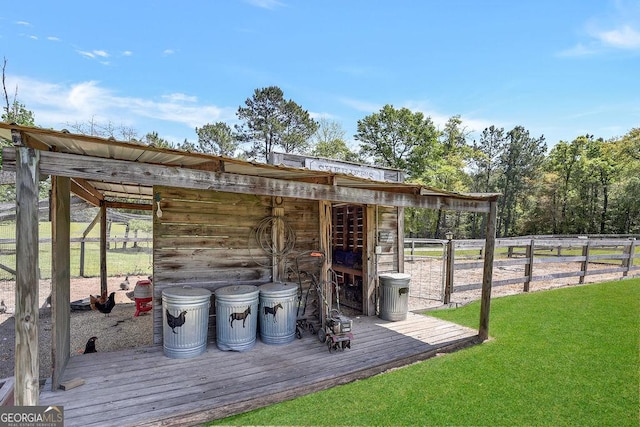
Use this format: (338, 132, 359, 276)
(319, 201, 332, 324)
(271, 197, 285, 282)
(364, 205, 376, 316)
(70, 179, 102, 207)
(100, 201, 108, 295)
(51, 175, 71, 391)
(479, 201, 498, 341)
(14, 130, 41, 405)
(1, 149, 496, 213)
(397, 207, 404, 273)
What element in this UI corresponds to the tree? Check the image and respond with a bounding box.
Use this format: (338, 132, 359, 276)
(64, 117, 138, 141)
(495, 126, 546, 236)
(470, 126, 504, 193)
(311, 118, 360, 162)
(355, 104, 440, 179)
(1, 58, 38, 202)
(141, 131, 172, 149)
(2, 58, 35, 126)
(236, 86, 318, 162)
(195, 122, 240, 156)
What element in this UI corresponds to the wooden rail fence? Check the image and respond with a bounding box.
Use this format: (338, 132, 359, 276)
(405, 237, 639, 303)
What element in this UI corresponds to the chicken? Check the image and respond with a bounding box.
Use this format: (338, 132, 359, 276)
(166, 309, 187, 334)
(83, 336, 97, 354)
(0, 300, 6, 314)
(89, 291, 107, 310)
(94, 292, 116, 316)
(120, 276, 130, 290)
(125, 291, 135, 302)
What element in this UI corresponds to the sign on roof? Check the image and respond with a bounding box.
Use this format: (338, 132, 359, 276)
(304, 158, 386, 181)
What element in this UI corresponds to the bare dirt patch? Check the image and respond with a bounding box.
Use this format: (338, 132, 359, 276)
(0, 275, 153, 382)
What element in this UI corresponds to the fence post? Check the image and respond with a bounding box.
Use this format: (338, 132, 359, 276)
(79, 239, 85, 277)
(524, 239, 534, 292)
(623, 238, 636, 277)
(579, 239, 590, 284)
(444, 237, 455, 304)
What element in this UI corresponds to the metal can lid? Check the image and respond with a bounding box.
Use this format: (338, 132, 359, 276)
(162, 286, 212, 299)
(379, 273, 411, 280)
(259, 281, 298, 298)
(215, 284, 259, 298)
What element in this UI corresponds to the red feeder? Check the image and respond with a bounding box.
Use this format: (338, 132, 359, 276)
(134, 279, 153, 317)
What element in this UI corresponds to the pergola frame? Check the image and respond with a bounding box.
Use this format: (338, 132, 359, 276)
(1, 124, 498, 405)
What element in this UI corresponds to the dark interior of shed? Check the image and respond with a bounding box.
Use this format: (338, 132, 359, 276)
(332, 203, 364, 314)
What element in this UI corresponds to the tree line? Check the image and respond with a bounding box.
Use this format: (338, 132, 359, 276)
(1, 78, 638, 238)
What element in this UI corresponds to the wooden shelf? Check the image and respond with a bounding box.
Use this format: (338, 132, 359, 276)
(332, 265, 362, 276)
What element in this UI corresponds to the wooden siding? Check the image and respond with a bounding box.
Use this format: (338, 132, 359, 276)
(376, 206, 400, 273)
(152, 186, 321, 345)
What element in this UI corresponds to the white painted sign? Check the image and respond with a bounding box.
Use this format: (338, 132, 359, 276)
(304, 159, 386, 181)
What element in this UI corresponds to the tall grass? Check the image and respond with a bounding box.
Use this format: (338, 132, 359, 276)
(209, 279, 639, 426)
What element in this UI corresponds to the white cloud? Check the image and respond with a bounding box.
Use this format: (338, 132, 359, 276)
(93, 50, 109, 58)
(4, 75, 236, 134)
(557, 43, 599, 57)
(339, 97, 381, 113)
(29, 35, 38, 40)
(77, 50, 95, 59)
(122, 50, 133, 56)
(595, 25, 640, 49)
(245, 0, 284, 10)
(47, 36, 60, 42)
(16, 21, 30, 26)
(163, 49, 175, 56)
(162, 93, 198, 103)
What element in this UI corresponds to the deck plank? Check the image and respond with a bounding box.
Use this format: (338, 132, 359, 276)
(40, 313, 479, 426)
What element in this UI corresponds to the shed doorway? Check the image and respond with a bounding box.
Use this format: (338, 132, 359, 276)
(331, 203, 364, 314)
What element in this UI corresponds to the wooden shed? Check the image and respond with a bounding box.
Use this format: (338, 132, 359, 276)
(0, 123, 499, 413)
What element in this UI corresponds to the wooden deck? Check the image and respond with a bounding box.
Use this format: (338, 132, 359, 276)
(40, 313, 480, 427)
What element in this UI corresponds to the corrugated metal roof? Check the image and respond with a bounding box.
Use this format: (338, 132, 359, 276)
(0, 123, 500, 204)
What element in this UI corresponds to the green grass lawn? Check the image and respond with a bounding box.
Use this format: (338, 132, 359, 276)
(209, 278, 640, 426)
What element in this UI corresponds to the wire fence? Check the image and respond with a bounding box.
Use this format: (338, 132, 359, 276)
(0, 215, 153, 281)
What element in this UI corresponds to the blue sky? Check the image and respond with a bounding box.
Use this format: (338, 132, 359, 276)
(1, 0, 639, 151)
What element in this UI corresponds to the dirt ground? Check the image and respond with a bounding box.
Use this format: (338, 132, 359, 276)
(0, 275, 153, 382)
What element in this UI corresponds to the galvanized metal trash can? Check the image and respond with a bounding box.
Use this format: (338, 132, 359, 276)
(215, 285, 259, 351)
(378, 273, 411, 321)
(162, 286, 212, 359)
(259, 282, 298, 345)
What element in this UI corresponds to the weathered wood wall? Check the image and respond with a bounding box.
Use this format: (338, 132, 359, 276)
(375, 206, 401, 274)
(151, 186, 321, 344)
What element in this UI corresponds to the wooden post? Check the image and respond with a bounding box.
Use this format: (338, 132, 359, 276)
(14, 133, 40, 406)
(623, 238, 636, 277)
(100, 201, 108, 295)
(364, 204, 376, 316)
(524, 239, 534, 292)
(579, 240, 590, 284)
(397, 207, 405, 273)
(271, 196, 285, 282)
(479, 200, 498, 341)
(444, 238, 454, 304)
(318, 201, 332, 324)
(51, 175, 71, 391)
